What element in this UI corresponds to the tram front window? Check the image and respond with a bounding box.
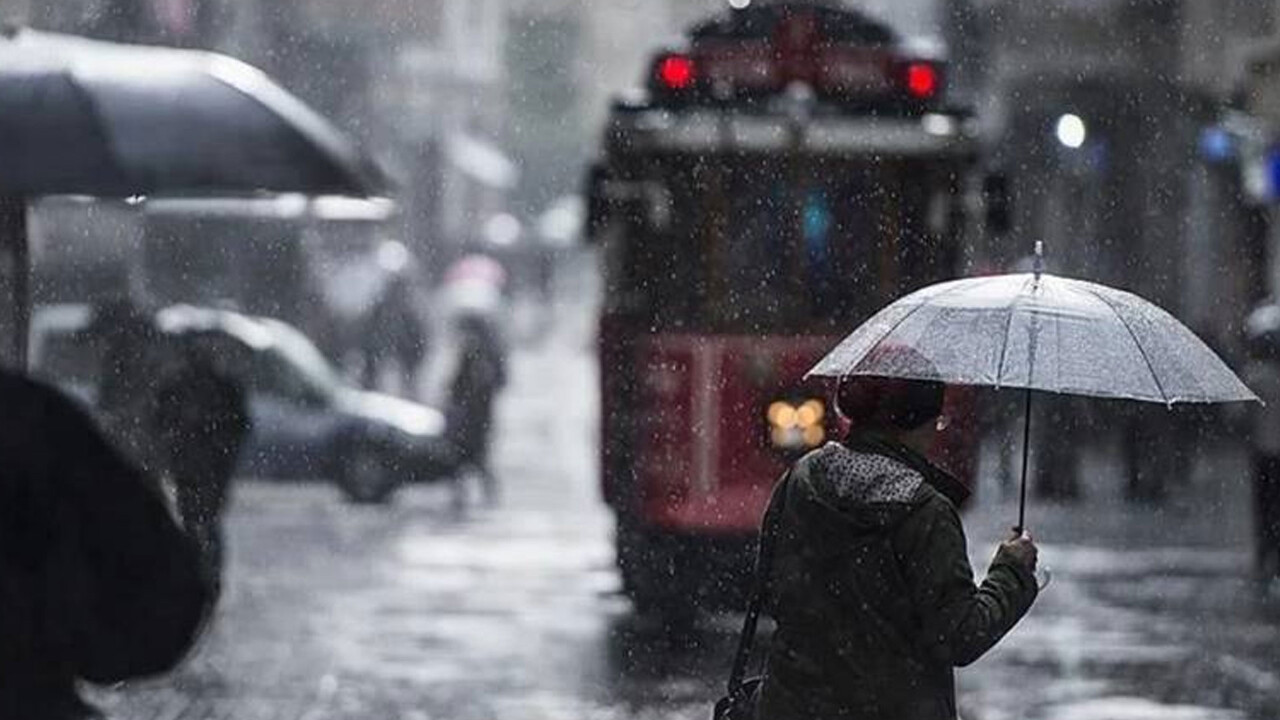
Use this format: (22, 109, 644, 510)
(617, 158, 947, 333)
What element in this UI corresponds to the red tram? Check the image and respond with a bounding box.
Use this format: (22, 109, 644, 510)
(587, 2, 992, 617)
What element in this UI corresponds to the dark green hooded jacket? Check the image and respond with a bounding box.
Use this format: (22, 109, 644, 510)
(757, 437, 1037, 720)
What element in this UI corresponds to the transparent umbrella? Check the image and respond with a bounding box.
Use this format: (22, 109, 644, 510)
(807, 245, 1258, 530)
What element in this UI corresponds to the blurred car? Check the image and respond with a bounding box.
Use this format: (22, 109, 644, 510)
(155, 305, 457, 502)
(29, 302, 458, 503)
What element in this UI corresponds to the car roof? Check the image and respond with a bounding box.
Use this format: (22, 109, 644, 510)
(155, 304, 275, 350)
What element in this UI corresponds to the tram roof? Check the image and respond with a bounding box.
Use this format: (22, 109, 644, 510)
(603, 104, 978, 159)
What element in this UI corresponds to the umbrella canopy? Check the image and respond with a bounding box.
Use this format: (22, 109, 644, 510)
(0, 27, 385, 197)
(807, 272, 1257, 405)
(807, 268, 1256, 533)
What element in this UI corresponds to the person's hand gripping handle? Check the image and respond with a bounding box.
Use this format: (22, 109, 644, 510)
(1000, 529, 1037, 570)
(1000, 528, 1049, 589)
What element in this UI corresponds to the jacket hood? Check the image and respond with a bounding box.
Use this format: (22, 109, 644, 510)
(791, 442, 930, 533)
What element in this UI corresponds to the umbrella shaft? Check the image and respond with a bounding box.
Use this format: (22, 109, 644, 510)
(1017, 388, 1032, 534)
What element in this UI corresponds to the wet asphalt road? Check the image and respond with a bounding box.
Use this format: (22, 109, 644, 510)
(91, 322, 744, 720)
(959, 454, 1280, 720)
(91, 303, 1280, 720)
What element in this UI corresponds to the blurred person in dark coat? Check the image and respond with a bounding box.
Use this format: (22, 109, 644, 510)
(87, 298, 166, 477)
(757, 357, 1039, 720)
(1245, 303, 1280, 594)
(362, 277, 427, 396)
(445, 313, 508, 505)
(153, 342, 253, 598)
(0, 370, 210, 719)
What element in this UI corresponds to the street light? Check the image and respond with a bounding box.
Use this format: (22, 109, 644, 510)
(1056, 113, 1087, 149)
(484, 213, 522, 247)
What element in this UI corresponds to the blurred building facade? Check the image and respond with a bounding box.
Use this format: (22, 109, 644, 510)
(15, 0, 514, 269)
(949, 0, 1272, 358)
(13, 0, 1275, 325)
(940, 0, 1275, 500)
(1230, 1, 1280, 306)
(6, 0, 948, 266)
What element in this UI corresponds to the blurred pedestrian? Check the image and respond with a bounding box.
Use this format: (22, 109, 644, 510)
(153, 341, 253, 598)
(88, 298, 166, 477)
(1245, 303, 1280, 593)
(362, 276, 427, 396)
(752, 359, 1039, 720)
(445, 312, 508, 505)
(0, 370, 210, 718)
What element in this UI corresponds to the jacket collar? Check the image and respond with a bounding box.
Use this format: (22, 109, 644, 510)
(843, 430, 971, 506)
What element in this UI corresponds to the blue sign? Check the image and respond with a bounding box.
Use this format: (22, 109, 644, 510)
(1199, 126, 1236, 164)
(1268, 148, 1280, 201)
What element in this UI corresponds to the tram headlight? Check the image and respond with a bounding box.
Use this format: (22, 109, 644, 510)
(796, 399, 824, 427)
(767, 398, 826, 451)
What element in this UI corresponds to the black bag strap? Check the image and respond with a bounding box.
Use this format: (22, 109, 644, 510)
(727, 471, 791, 694)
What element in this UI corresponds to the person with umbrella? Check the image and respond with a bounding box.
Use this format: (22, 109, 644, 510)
(803, 244, 1256, 534)
(752, 346, 1040, 720)
(444, 311, 508, 507)
(87, 298, 167, 478)
(152, 336, 253, 600)
(719, 246, 1256, 720)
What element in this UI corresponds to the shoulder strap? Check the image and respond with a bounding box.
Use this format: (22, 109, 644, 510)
(726, 471, 791, 694)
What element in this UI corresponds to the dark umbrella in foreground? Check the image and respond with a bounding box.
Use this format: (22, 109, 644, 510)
(0, 27, 383, 197)
(0, 26, 388, 367)
(806, 246, 1258, 531)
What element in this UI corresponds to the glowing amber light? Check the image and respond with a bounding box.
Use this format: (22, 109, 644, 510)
(796, 399, 824, 428)
(768, 401, 798, 428)
(771, 426, 791, 447)
(803, 425, 825, 447)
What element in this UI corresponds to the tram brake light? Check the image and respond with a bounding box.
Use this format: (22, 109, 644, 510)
(902, 61, 941, 101)
(655, 53, 697, 91)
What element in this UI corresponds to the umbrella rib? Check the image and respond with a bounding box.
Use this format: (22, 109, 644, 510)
(852, 278, 992, 380)
(995, 275, 1036, 388)
(1084, 286, 1169, 403)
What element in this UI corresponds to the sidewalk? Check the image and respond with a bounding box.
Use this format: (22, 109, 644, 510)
(957, 444, 1280, 720)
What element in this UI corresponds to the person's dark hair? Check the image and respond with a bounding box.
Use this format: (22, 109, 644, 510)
(834, 345, 945, 432)
(836, 375, 945, 432)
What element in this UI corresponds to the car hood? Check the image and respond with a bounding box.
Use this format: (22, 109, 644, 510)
(333, 389, 446, 438)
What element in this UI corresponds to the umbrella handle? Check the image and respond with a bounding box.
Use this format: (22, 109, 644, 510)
(1015, 388, 1032, 534)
